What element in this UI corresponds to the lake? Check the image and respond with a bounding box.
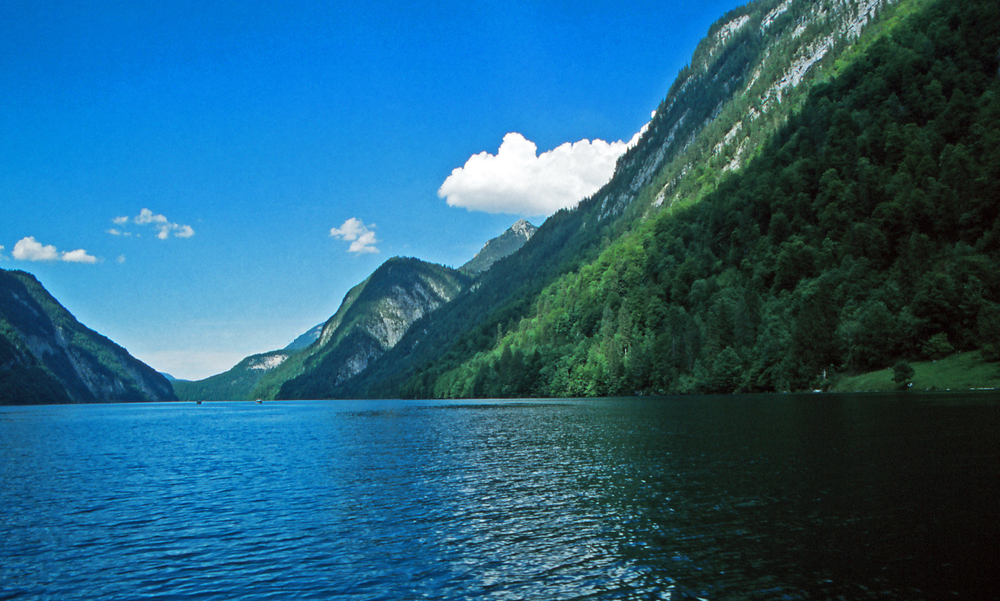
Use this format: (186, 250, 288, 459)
(1, 394, 998, 600)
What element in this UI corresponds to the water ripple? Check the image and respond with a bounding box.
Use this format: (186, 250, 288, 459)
(2, 396, 999, 599)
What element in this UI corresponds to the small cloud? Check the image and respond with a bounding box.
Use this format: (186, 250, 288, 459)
(61, 248, 99, 264)
(135, 208, 169, 225)
(111, 208, 194, 239)
(117, 255, 126, 264)
(330, 218, 380, 254)
(11, 236, 98, 264)
(438, 127, 648, 216)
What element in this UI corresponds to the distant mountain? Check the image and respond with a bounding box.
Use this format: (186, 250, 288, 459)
(0, 269, 177, 405)
(262, 257, 470, 399)
(173, 350, 293, 401)
(460, 219, 537, 274)
(178, 257, 471, 401)
(284, 323, 324, 351)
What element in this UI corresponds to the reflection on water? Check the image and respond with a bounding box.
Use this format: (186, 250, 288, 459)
(1, 393, 998, 599)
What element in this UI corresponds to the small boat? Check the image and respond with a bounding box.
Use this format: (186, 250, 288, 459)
(196, 400, 202, 405)
(255, 399, 262, 404)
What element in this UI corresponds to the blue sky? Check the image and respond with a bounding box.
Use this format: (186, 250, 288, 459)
(2, 0, 742, 379)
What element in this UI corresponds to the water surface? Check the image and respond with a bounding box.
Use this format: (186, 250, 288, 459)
(2, 394, 998, 599)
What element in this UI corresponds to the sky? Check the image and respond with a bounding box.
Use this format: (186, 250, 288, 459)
(1, 0, 743, 380)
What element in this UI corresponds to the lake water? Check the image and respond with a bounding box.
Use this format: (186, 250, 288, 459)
(1, 394, 998, 600)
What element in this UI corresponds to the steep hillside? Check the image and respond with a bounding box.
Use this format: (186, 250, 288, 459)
(336, 0, 924, 399)
(460, 219, 537, 274)
(255, 257, 470, 400)
(0, 269, 177, 404)
(420, 0, 1000, 396)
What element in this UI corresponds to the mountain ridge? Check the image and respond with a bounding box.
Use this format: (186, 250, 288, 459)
(176, 219, 540, 400)
(325, 0, 921, 399)
(397, 0, 1000, 397)
(460, 219, 538, 274)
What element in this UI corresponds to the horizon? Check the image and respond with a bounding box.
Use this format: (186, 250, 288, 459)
(2, 0, 744, 379)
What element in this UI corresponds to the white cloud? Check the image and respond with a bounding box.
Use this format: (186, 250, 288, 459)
(13, 237, 59, 261)
(111, 208, 194, 239)
(11, 236, 98, 264)
(117, 255, 126, 264)
(61, 248, 99, 264)
(135, 208, 169, 225)
(438, 127, 648, 216)
(330, 218, 380, 254)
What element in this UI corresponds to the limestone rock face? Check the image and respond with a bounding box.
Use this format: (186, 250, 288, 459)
(250, 257, 471, 400)
(460, 219, 538, 275)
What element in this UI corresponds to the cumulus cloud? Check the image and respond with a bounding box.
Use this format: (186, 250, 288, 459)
(61, 248, 100, 264)
(330, 218, 380, 254)
(438, 127, 647, 216)
(111, 208, 194, 239)
(11, 237, 98, 264)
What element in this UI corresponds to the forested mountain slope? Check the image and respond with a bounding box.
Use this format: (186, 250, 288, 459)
(172, 350, 293, 402)
(423, 0, 1000, 396)
(325, 0, 957, 399)
(0, 269, 177, 404)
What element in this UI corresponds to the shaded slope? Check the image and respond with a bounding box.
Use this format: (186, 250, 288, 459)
(0, 269, 177, 404)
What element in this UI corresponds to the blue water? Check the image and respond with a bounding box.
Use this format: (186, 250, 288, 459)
(2, 395, 998, 600)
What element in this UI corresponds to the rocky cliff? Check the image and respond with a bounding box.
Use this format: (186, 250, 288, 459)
(247, 257, 471, 399)
(460, 219, 538, 274)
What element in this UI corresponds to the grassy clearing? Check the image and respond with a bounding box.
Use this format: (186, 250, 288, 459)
(832, 351, 1000, 392)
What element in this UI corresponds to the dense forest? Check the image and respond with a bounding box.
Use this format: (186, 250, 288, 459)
(392, 0, 1000, 397)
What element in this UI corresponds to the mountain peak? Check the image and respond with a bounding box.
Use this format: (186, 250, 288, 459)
(460, 220, 537, 275)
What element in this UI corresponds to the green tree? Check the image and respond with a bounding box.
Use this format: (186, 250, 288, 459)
(892, 361, 916, 389)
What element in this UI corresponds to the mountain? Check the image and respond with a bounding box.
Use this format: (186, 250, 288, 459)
(176, 257, 471, 401)
(284, 323, 324, 351)
(260, 257, 470, 400)
(460, 219, 537, 274)
(0, 269, 177, 405)
(327, 0, 1000, 398)
(172, 350, 293, 401)
(178, 217, 541, 401)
